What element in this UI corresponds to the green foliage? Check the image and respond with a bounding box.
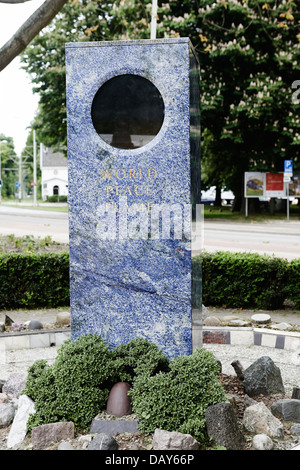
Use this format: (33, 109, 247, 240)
(51, 335, 117, 428)
(197, 251, 290, 309)
(286, 258, 300, 308)
(112, 337, 170, 384)
(0, 250, 299, 310)
(128, 348, 226, 443)
(23, 334, 118, 431)
(0, 252, 69, 309)
(22, 335, 225, 443)
(21, 1, 300, 206)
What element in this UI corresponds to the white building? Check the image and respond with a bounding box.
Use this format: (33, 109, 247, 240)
(40, 146, 68, 200)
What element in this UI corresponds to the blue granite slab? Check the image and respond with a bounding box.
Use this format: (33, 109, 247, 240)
(66, 38, 200, 358)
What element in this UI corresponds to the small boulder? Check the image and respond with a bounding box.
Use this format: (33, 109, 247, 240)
(7, 394, 35, 449)
(252, 434, 273, 450)
(107, 382, 132, 417)
(243, 402, 283, 438)
(271, 399, 300, 423)
(0, 403, 15, 428)
(152, 429, 199, 450)
(291, 424, 300, 436)
(28, 320, 43, 330)
(57, 442, 75, 450)
(56, 311, 70, 326)
(205, 402, 245, 450)
(243, 356, 285, 397)
(2, 373, 27, 398)
(32, 422, 75, 450)
(203, 316, 221, 326)
(88, 433, 118, 450)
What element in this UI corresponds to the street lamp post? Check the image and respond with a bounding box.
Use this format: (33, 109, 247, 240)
(151, 0, 157, 39)
(0, 139, 8, 204)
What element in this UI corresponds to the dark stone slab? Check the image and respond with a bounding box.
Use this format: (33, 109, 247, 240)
(90, 419, 139, 435)
(275, 335, 285, 349)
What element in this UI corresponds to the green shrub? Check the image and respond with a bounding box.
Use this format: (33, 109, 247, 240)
(197, 251, 290, 309)
(23, 334, 118, 431)
(128, 348, 226, 443)
(0, 252, 69, 309)
(113, 337, 170, 384)
(287, 258, 300, 308)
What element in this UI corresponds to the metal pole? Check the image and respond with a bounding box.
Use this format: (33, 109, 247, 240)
(287, 182, 290, 222)
(150, 0, 157, 39)
(33, 130, 37, 206)
(19, 154, 22, 202)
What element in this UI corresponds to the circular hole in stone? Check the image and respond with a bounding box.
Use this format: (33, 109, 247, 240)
(91, 74, 165, 150)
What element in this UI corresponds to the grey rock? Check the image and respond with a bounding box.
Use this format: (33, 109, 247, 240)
(229, 320, 251, 326)
(243, 402, 283, 438)
(5, 315, 14, 326)
(32, 422, 75, 450)
(152, 429, 199, 450)
(56, 311, 70, 326)
(243, 356, 285, 397)
(57, 441, 75, 450)
(0, 403, 15, 428)
(2, 373, 27, 398)
(28, 320, 43, 330)
(7, 394, 35, 449)
(88, 433, 118, 450)
(203, 316, 221, 326)
(244, 394, 257, 408)
(11, 322, 24, 332)
(291, 424, 300, 436)
(205, 402, 245, 450)
(252, 434, 273, 450)
(271, 322, 292, 330)
(231, 360, 245, 380)
(271, 399, 300, 423)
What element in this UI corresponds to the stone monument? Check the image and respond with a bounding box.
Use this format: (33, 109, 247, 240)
(66, 38, 201, 358)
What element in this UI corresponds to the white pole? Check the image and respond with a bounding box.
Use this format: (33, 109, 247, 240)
(19, 155, 22, 202)
(33, 130, 37, 206)
(150, 0, 157, 39)
(287, 182, 290, 222)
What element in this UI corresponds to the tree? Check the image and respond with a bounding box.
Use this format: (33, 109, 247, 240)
(21, 0, 300, 211)
(21, 0, 154, 149)
(0, 134, 18, 198)
(0, 0, 68, 72)
(156, 0, 300, 210)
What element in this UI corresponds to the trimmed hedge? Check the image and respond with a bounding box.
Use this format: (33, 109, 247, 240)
(195, 251, 297, 310)
(0, 250, 299, 310)
(0, 252, 69, 309)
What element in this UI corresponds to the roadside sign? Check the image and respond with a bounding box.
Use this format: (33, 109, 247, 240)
(15, 182, 21, 188)
(284, 175, 291, 183)
(265, 172, 285, 198)
(284, 160, 293, 176)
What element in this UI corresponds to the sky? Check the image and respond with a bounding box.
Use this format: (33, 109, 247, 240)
(0, 0, 44, 155)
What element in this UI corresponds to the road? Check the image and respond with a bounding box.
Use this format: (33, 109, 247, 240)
(0, 205, 69, 244)
(0, 205, 300, 260)
(196, 220, 300, 261)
